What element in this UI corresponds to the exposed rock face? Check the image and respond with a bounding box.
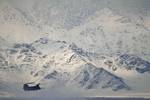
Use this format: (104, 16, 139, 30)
(115, 54, 150, 73)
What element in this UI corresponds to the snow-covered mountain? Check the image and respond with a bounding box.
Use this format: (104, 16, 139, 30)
(96, 53, 150, 74)
(0, 37, 150, 93)
(67, 8, 150, 60)
(0, 1, 150, 58)
(0, 34, 150, 97)
(0, 0, 150, 97)
(68, 63, 129, 91)
(0, 37, 129, 91)
(20, 37, 130, 91)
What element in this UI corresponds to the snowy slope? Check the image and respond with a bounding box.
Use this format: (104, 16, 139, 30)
(67, 8, 150, 60)
(68, 63, 129, 91)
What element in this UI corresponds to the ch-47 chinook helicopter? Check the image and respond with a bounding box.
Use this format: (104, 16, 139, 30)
(23, 82, 41, 91)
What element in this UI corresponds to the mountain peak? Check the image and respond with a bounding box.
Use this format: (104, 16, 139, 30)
(34, 37, 49, 44)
